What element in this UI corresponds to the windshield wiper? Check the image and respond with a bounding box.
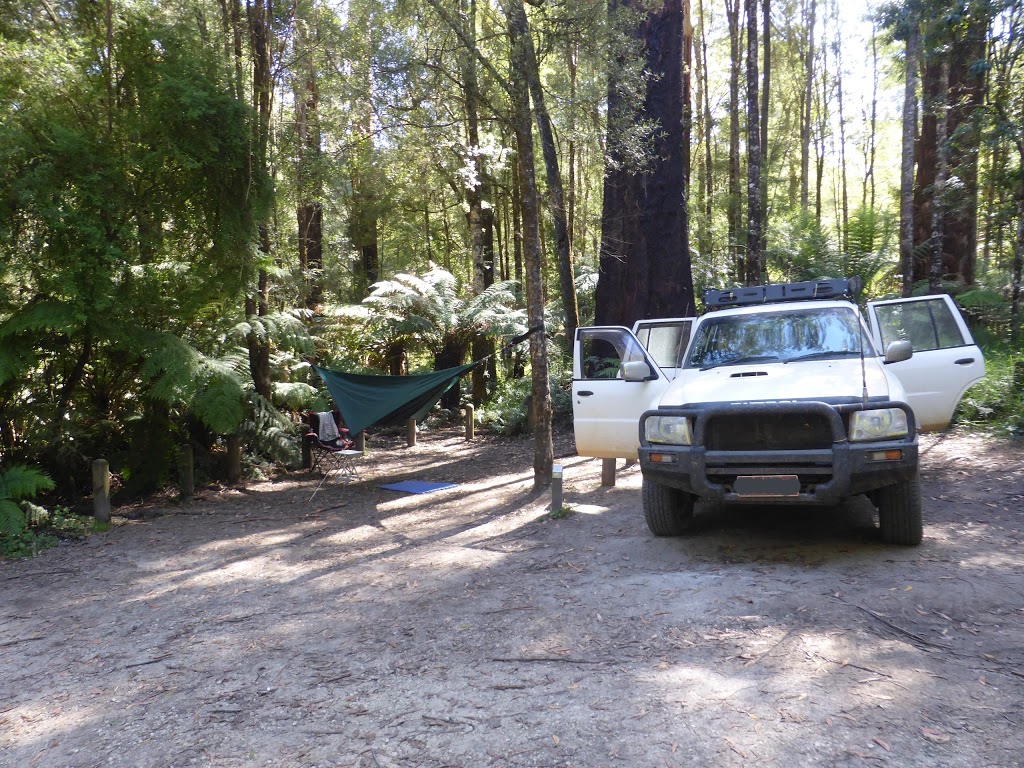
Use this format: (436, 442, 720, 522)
(783, 350, 862, 363)
(700, 354, 780, 371)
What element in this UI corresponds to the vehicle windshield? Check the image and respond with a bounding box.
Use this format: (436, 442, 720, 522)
(685, 306, 875, 370)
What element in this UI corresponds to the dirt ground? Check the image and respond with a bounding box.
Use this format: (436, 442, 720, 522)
(2, 426, 1023, 768)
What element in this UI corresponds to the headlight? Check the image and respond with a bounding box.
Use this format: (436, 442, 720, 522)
(645, 415, 692, 445)
(849, 408, 909, 442)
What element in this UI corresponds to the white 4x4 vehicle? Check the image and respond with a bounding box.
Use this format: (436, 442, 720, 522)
(572, 279, 986, 545)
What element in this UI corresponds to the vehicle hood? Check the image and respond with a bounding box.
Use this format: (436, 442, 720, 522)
(659, 358, 901, 406)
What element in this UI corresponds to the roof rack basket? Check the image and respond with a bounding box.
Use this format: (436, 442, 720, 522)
(704, 277, 862, 309)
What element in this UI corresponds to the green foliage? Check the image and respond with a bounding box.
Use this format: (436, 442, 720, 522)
(0, 464, 55, 538)
(953, 349, 1024, 438)
(364, 267, 527, 367)
(478, 354, 573, 436)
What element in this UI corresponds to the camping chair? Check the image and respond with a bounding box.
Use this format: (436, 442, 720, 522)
(304, 411, 363, 499)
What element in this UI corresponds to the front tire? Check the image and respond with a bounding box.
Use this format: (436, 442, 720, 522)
(642, 477, 696, 536)
(876, 471, 923, 546)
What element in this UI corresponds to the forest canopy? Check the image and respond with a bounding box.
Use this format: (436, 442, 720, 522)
(1, 0, 1023, 514)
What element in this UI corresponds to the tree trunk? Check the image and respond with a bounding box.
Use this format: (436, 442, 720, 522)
(760, 0, 770, 256)
(726, 0, 742, 282)
(247, 0, 273, 401)
(522, 12, 578, 350)
(801, 0, 816, 214)
(833, 0, 848, 252)
(697, 0, 714, 264)
(506, 0, 553, 489)
(349, 1, 379, 302)
(595, 0, 695, 325)
(929, 60, 950, 294)
(943, 9, 988, 286)
(458, 0, 497, 406)
(1012, 190, 1024, 344)
(295, 2, 323, 309)
(865, 21, 879, 212)
(745, 0, 762, 286)
(900, 24, 919, 297)
(913, 58, 940, 283)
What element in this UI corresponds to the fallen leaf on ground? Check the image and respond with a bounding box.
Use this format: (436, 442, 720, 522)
(922, 728, 951, 743)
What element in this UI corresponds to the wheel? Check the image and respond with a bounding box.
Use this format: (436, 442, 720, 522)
(642, 477, 696, 536)
(876, 471, 923, 546)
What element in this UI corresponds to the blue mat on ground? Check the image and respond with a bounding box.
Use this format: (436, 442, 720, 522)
(379, 480, 459, 494)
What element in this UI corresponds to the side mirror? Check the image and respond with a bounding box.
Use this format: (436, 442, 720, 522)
(884, 340, 913, 364)
(621, 360, 657, 381)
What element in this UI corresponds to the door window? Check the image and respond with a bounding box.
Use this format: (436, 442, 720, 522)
(874, 299, 966, 351)
(633, 322, 692, 369)
(578, 329, 651, 380)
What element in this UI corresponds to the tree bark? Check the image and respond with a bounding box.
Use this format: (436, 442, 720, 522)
(929, 60, 950, 294)
(295, 2, 323, 309)
(697, 0, 714, 264)
(833, 0, 848, 252)
(1012, 191, 1024, 344)
(247, 0, 273, 401)
(760, 0, 770, 256)
(595, 0, 695, 325)
(900, 23, 919, 297)
(458, 0, 497, 406)
(801, 0, 816, 214)
(943, 8, 988, 286)
(522, 10, 578, 350)
(726, 0, 742, 282)
(506, 0, 553, 489)
(745, 0, 762, 285)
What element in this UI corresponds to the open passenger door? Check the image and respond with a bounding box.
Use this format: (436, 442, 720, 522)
(866, 294, 985, 431)
(572, 321, 691, 460)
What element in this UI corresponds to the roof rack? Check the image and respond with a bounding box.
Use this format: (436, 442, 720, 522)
(704, 277, 862, 309)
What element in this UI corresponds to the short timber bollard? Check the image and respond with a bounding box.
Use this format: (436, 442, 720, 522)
(464, 404, 475, 441)
(92, 459, 111, 523)
(178, 445, 194, 501)
(601, 458, 616, 487)
(551, 464, 563, 513)
(406, 418, 417, 447)
(354, 431, 365, 452)
(301, 429, 312, 469)
(227, 435, 242, 484)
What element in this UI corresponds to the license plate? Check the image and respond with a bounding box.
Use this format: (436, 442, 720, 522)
(733, 475, 800, 497)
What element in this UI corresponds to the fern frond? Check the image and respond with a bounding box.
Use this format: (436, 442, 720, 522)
(192, 375, 246, 434)
(272, 382, 318, 410)
(141, 334, 203, 403)
(0, 499, 25, 535)
(0, 337, 37, 387)
(232, 312, 313, 353)
(0, 465, 56, 501)
(240, 392, 300, 464)
(0, 300, 83, 339)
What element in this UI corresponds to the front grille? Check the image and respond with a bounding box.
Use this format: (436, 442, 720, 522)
(705, 412, 834, 451)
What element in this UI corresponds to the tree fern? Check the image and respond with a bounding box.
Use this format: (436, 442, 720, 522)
(0, 465, 55, 535)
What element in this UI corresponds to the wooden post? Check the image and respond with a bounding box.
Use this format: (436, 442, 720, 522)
(406, 418, 417, 447)
(551, 464, 563, 512)
(354, 431, 365, 452)
(601, 458, 616, 487)
(227, 435, 242, 484)
(178, 445, 194, 500)
(464, 404, 475, 441)
(301, 430, 312, 469)
(92, 459, 111, 523)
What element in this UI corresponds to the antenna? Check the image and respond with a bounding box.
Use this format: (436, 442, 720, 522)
(854, 278, 869, 406)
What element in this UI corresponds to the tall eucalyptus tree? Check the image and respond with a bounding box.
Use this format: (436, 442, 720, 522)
(595, 0, 696, 325)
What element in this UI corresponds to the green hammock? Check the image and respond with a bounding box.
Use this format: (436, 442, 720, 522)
(313, 362, 479, 437)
